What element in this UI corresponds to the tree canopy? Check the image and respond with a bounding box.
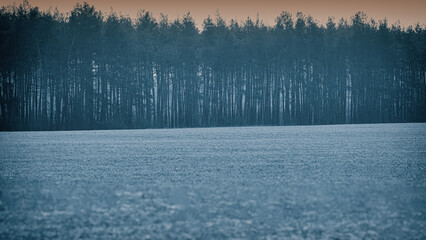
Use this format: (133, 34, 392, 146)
(0, 2, 425, 130)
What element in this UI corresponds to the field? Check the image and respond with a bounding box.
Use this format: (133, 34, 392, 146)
(0, 123, 425, 238)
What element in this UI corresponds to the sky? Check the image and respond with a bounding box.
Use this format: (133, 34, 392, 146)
(2, 0, 425, 28)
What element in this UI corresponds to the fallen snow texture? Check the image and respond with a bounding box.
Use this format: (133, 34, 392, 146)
(0, 123, 425, 238)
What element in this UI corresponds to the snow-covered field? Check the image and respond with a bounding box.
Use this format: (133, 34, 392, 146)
(0, 123, 425, 239)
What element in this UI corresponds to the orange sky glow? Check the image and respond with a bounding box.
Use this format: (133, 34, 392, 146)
(2, 0, 425, 28)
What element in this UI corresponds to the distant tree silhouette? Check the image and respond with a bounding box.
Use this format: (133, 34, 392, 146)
(0, 2, 425, 130)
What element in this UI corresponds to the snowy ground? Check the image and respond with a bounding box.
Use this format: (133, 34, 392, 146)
(0, 123, 425, 239)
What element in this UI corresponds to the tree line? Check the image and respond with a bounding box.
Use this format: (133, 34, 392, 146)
(0, 1, 425, 130)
